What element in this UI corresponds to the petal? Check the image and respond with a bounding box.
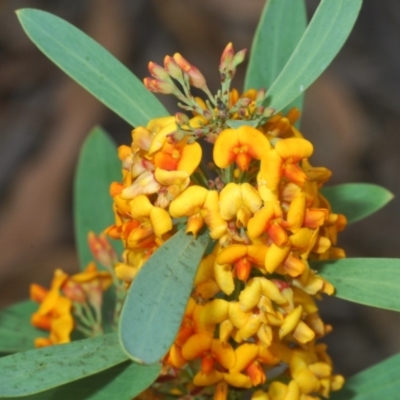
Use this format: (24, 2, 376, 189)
(219, 183, 244, 221)
(220, 319, 234, 344)
(279, 305, 302, 338)
(283, 255, 306, 277)
(214, 262, 234, 295)
(154, 168, 189, 186)
(294, 369, 320, 394)
(178, 142, 202, 174)
(167, 344, 187, 368)
(247, 204, 275, 239)
(228, 302, 252, 329)
(275, 138, 313, 162)
(213, 128, 239, 168)
(260, 279, 287, 304)
(132, 126, 153, 151)
(115, 263, 139, 283)
(148, 119, 177, 154)
(312, 236, 331, 254)
(309, 362, 332, 379)
(30, 284, 48, 303)
(223, 372, 252, 389)
(195, 254, 216, 285)
(169, 186, 208, 218)
(211, 339, 236, 369)
(241, 183, 263, 214)
(267, 223, 289, 247)
(122, 171, 160, 198)
(181, 333, 212, 360)
(203, 191, 227, 239)
(265, 244, 291, 274)
(259, 150, 282, 192)
(194, 280, 220, 300)
(200, 299, 230, 326)
(239, 278, 262, 311)
(231, 343, 258, 372)
(292, 287, 318, 314)
(193, 370, 223, 386)
(285, 192, 306, 231)
(292, 321, 315, 343)
(216, 244, 247, 265)
(149, 206, 172, 237)
(247, 244, 268, 266)
(130, 195, 153, 220)
(237, 125, 271, 160)
(304, 208, 329, 228)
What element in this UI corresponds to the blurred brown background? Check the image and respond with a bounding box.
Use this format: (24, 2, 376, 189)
(1, 0, 400, 378)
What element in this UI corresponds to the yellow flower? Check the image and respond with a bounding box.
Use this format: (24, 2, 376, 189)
(248, 201, 289, 246)
(219, 183, 262, 227)
(215, 244, 267, 282)
(126, 195, 172, 248)
(259, 138, 313, 193)
(169, 186, 226, 239)
(182, 333, 236, 375)
(213, 125, 270, 171)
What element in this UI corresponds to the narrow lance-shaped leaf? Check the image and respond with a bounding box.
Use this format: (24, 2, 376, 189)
(245, 0, 307, 117)
(312, 258, 400, 312)
(0, 361, 161, 400)
(119, 228, 210, 364)
(0, 301, 43, 354)
(322, 183, 393, 224)
(0, 333, 128, 397)
(265, 0, 362, 113)
(17, 9, 168, 127)
(330, 352, 400, 400)
(74, 127, 123, 269)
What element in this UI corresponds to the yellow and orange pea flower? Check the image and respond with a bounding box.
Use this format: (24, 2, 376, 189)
(30, 263, 113, 347)
(105, 52, 348, 399)
(213, 125, 270, 171)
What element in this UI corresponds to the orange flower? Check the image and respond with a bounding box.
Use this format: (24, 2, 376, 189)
(30, 269, 73, 348)
(213, 125, 270, 171)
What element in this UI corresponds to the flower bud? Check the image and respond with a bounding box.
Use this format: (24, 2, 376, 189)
(173, 53, 192, 73)
(148, 61, 170, 81)
(144, 77, 177, 94)
(255, 88, 266, 104)
(164, 55, 183, 81)
(175, 112, 189, 125)
(232, 48, 247, 68)
(220, 42, 234, 71)
(263, 107, 275, 118)
(173, 53, 208, 90)
(236, 97, 252, 107)
(88, 232, 118, 268)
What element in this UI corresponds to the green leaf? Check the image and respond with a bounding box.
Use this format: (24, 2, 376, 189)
(17, 9, 168, 127)
(245, 0, 307, 117)
(265, 0, 362, 113)
(330, 352, 400, 400)
(313, 258, 400, 311)
(0, 301, 43, 353)
(119, 228, 210, 364)
(74, 126, 123, 269)
(0, 333, 128, 397)
(0, 361, 160, 400)
(322, 183, 393, 224)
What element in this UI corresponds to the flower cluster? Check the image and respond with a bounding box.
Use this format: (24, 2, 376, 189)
(30, 233, 119, 347)
(106, 44, 347, 399)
